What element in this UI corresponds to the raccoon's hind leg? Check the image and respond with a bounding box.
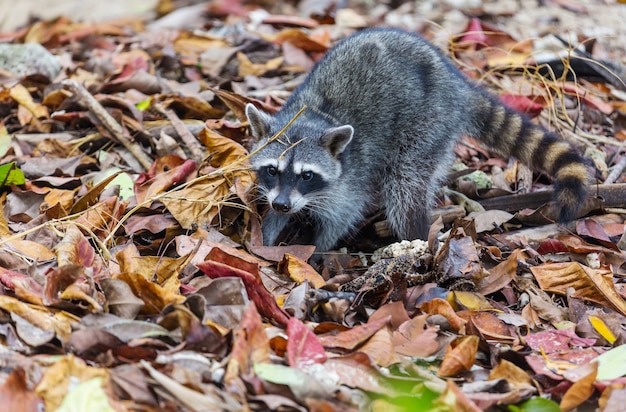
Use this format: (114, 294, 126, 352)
(383, 179, 433, 241)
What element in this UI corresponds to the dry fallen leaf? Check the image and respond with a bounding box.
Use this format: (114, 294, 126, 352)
(531, 262, 626, 316)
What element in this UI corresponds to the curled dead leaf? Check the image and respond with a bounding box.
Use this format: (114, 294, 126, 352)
(438, 335, 480, 377)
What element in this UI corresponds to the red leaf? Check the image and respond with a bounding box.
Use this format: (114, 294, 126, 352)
(525, 329, 596, 354)
(43, 264, 83, 306)
(197, 249, 290, 326)
(460, 18, 488, 46)
(500, 94, 544, 118)
(561, 83, 614, 114)
(576, 218, 619, 251)
(318, 316, 390, 350)
(0, 368, 43, 412)
(536, 238, 569, 254)
(286, 317, 327, 370)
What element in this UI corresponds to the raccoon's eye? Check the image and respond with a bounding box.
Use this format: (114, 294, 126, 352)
(301, 171, 313, 181)
(267, 166, 278, 176)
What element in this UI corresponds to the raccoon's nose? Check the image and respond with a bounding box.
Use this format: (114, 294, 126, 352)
(272, 201, 291, 213)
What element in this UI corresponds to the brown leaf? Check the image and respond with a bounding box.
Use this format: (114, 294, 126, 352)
(35, 355, 109, 412)
(393, 314, 440, 358)
(99, 278, 144, 319)
(114, 272, 184, 315)
(476, 248, 528, 295)
(435, 379, 483, 412)
(74, 196, 126, 240)
(358, 326, 399, 367)
(420, 298, 467, 333)
(459, 310, 514, 343)
(0, 267, 44, 305)
(560, 362, 598, 411)
(160, 304, 228, 356)
(67, 328, 124, 359)
(576, 218, 620, 250)
(0, 295, 75, 344)
(318, 315, 389, 350)
(322, 352, 397, 396)
(224, 302, 270, 390)
(134, 156, 197, 205)
(438, 335, 480, 377)
(0, 368, 43, 412)
(531, 262, 626, 316)
(270, 28, 330, 52)
(70, 170, 124, 214)
(42, 264, 82, 305)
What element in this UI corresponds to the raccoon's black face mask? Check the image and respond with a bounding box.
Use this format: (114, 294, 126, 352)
(246, 104, 354, 215)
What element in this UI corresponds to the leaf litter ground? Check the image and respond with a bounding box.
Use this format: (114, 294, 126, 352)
(0, 0, 625, 411)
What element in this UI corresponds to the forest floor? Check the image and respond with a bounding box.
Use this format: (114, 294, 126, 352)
(0, 0, 625, 411)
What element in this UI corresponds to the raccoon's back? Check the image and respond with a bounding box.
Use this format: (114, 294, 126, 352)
(277, 28, 590, 222)
(283, 29, 473, 137)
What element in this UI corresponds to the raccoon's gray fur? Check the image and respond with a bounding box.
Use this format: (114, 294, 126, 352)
(246, 28, 590, 252)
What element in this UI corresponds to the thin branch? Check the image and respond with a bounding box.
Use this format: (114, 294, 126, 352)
(61, 79, 153, 170)
(154, 102, 205, 162)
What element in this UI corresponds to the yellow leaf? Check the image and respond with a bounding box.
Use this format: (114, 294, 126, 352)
(278, 253, 326, 288)
(199, 127, 250, 168)
(0, 295, 76, 343)
(452, 291, 495, 311)
(173, 33, 227, 58)
(489, 359, 533, 387)
(10, 84, 49, 119)
(114, 272, 184, 314)
(237, 52, 283, 77)
(589, 315, 617, 345)
(44, 188, 76, 214)
(59, 284, 103, 312)
(6, 239, 55, 261)
(36, 354, 109, 412)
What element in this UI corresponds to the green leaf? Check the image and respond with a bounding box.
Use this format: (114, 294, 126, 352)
(509, 397, 561, 412)
(254, 363, 309, 387)
(0, 123, 11, 158)
(592, 344, 626, 381)
(0, 162, 26, 187)
(135, 98, 152, 111)
(56, 377, 115, 412)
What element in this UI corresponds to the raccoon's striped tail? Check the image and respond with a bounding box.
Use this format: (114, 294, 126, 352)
(470, 92, 591, 222)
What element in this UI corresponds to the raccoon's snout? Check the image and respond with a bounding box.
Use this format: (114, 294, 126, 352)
(272, 191, 292, 213)
(272, 200, 291, 213)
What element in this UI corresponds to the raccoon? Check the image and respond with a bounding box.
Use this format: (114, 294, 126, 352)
(246, 28, 591, 252)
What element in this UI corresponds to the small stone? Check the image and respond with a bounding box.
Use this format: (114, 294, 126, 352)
(0, 43, 61, 79)
(371, 239, 429, 261)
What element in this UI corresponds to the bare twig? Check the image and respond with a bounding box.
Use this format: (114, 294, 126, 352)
(605, 153, 626, 184)
(61, 79, 153, 170)
(154, 102, 205, 162)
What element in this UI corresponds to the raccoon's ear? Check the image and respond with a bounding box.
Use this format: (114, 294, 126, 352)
(245, 103, 271, 139)
(321, 125, 354, 157)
